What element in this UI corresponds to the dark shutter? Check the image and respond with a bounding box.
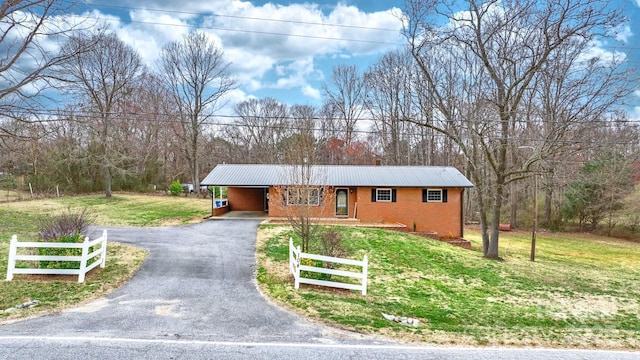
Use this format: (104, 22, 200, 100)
(442, 189, 448, 203)
(422, 189, 428, 202)
(391, 189, 397, 202)
(371, 188, 376, 202)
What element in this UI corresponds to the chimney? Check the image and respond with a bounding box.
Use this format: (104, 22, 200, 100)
(375, 159, 381, 166)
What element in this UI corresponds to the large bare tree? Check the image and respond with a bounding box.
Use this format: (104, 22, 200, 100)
(226, 97, 289, 163)
(403, 0, 634, 259)
(0, 0, 96, 141)
(158, 31, 236, 191)
(322, 64, 366, 148)
(59, 31, 143, 198)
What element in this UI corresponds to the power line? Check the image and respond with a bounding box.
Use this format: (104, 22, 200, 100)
(3, 110, 638, 146)
(93, 17, 401, 45)
(5, 107, 640, 126)
(83, 2, 403, 32)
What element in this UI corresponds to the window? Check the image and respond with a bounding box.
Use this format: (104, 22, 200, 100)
(376, 188, 392, 202)
(422, 189, 448, 203)
(286, 187, 320, 206)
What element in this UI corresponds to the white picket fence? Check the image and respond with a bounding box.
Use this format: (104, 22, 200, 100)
(289, 237, 368, 295)
(6, 230, 108, 283)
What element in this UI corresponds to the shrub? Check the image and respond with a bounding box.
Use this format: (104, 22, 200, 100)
(169, 180, 182, 196)
(318, 227, 347, 261)
(38, 207, 93, 242)
(38, 233, 87, 270)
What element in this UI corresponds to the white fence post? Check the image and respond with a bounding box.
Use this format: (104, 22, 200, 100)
(6, 235, 17, 281)
(77, 236, 90, 283)
(361, 255, 368, 296)
(100, 230, 108, 268)
(294, 244, 301, 290)
(289, 237, 294, 275)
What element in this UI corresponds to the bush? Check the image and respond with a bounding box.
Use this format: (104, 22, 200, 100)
(38, 233, 88, 270)
(169, 180, 182, 196)
(38, 207, 93, 241)
(318, 227, 347, 261)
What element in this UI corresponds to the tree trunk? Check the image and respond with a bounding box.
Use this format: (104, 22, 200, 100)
(544, 186, 552, 228)
(486, 183, 503, 259)
(102, 157, 112, 198)
(510, 182, 517, 229)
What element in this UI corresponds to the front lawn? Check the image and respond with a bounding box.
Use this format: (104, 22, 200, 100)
(257, 226, 640, 349)
(1, 193, 210, 321)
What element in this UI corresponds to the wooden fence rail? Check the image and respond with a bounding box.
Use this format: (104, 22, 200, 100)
(289, 237, 368, 295)
(6, 230, 108, 283)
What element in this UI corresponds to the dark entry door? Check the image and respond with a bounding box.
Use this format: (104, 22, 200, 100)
(335, 188, 348, 216)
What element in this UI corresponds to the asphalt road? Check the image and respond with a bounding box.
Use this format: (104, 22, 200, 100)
(1, 219, 638, 359)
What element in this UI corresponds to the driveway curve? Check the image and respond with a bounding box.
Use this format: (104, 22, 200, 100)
(0, 220, 358, 343)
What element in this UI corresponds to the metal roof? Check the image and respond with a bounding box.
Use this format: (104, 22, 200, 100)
(201, 164, 473, 188)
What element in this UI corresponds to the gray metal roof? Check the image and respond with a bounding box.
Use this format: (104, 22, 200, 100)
(201, 164, 473, 188)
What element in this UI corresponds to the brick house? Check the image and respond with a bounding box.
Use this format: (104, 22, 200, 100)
(201, 164, 473, 238)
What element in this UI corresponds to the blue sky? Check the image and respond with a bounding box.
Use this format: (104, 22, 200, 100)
(76, 0, 404, 112)
(63, 0, 639, 117)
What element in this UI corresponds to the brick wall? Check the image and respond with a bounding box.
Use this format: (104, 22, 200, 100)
(267, 185, 465, 238)
(356, 187, 464, 238)
(227, 187, 266, 211)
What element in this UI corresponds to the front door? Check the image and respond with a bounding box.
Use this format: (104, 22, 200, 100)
(335, 188, 348, 216)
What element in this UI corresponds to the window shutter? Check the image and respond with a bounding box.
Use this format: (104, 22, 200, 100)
(442, 189, 448, 203)
(422, 189, 428, 202)
(371, 188, 376, 202)
(391, 189, 397, 202)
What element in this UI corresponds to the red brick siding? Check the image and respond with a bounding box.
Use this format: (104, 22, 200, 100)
(268, 186, 337, 218)
(355, 187, 463, 238)
(227, 187, 265, 211)
(267, 186, 464, 238)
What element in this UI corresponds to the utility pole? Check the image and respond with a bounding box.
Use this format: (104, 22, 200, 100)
(518, 146, 537, 262)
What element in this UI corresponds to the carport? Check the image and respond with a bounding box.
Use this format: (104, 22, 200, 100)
(227, 186, 269, 212)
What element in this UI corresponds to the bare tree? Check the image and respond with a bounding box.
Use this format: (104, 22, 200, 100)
(364, 50, 415, 165)
(403, 0, 633, 259)
(322, 64, 366, 148)
(59, 31, 143, 197)
(226, 97, 289, 163)
(159, 31, 236, 191)
(0, 0, 96, 141)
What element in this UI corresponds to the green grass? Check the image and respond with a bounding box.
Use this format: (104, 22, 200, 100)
(257, 226, 640, 349)
(1, 193, 210, 321)
(1, 193, 212, 226)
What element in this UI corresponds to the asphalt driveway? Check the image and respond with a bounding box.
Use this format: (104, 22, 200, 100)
(0, 220, 357, 343)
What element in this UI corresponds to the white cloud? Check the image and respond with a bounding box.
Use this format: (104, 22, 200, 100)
(577, 40, 627, 66)
(203, 2, 402, 60)
(271, 58, 319, 89)
(614, 24, 633, 44)
(301, 85, 321, 99)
